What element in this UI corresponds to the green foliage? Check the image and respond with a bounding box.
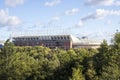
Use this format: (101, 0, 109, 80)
(84, 58, 97, 80)
(98, 39, 109, 53)
(0, 32, 120, 80)
(93, 33, 120, 80)
(112, 31, 120, 49)
(7, 52, 38, 80)
(1, 39, 14, 57)
(70, 67, 85, 80)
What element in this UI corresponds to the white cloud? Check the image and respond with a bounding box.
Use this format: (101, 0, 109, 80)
(34, 22, 43, 27)
(52, 16, 60, 21)
(76, 20, 84, 27)
(48, 16, 60, 25)
(0, 9, 21, 27)
(85, 0, 120, 6)
(81, 9, 120, 21)
(44, 0, 61, 7)
(5, 0, 25, 7)
(115, 1, 120, 6)
(65, 8, 79, 15)
(95, 9, 109, 19)
(92, 30, 114, 41)
(106, 20, 112, 25)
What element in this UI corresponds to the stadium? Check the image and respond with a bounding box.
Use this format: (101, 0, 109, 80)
(12, 34, 101, 49)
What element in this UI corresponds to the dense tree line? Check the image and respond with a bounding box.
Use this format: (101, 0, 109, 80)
(0, 32, 120, 80)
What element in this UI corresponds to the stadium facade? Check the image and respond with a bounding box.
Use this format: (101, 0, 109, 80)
(12, 34, 101, 49)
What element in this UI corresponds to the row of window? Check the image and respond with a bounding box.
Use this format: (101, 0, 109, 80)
(51, 36, 70, 40)
(14, 42, 70, 48)
(13, 36, 70, 41)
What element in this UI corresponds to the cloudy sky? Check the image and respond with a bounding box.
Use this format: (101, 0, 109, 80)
(0, 0, 120, 42)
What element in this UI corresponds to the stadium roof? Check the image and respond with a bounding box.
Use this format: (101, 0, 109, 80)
(70, 35, 102, 45)
(12, 34, 102, 45)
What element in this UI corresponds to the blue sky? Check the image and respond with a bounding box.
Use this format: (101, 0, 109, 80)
(0, 0, 120, 42)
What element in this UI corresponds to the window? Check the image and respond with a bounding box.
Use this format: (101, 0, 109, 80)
(51, 37, 54, 40)
(54, 37, 56, 40)
(67, 36, 70, 40)
(36, 37, 39, 40)
(64, 36, 66, 40)
(61, 36, 63, 40)
(58, 36, 60, 40)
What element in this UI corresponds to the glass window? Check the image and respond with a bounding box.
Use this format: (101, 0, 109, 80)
(67, 36, 70, 40)
(36, 37, 39, 40)
(51, 37, 53, 40)
(64, 36, 66, 40)
(58, 37, 60, 40)
(61, 36, 63, 40)
(54, 37, 56, 40)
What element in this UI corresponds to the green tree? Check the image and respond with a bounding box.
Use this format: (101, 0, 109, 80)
(70, 67, 85, 80)
(93, 40, 109, 75)
(112, 31, 120, 49)
(1, 39, 14, 57)
(93, 33, 120, 80)
(6, 52, 38, 80)
(0, 39, 15, 80)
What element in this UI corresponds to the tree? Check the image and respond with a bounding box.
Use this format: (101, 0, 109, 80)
(93, 40, 109, 75)
(1, 39, 14, 57)
(70, 67, 85, 80)
(112, 31, 120, 49)
(0, 39, 15, 80)
(5, 52, 38, 80)
(99, 48, 120, 80)
(93, 33, 120, 80)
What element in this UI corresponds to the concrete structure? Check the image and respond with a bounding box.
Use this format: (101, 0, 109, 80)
(12, 35, 101, 49)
